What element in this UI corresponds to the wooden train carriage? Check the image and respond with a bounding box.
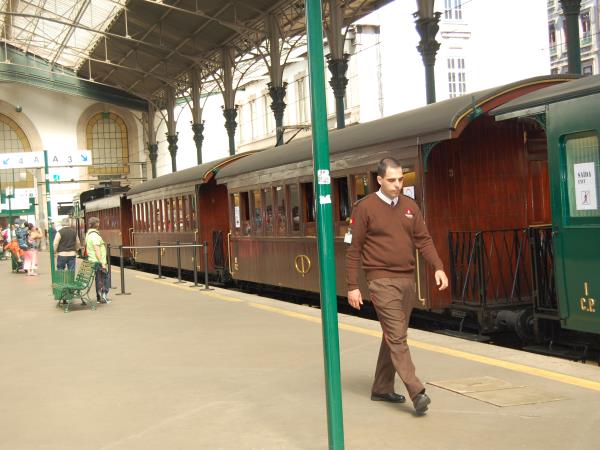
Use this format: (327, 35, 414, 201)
(492, 75, 600, 337)
(126, 154, 254, 277)
(216, 75, 574, 325)
(84, 193, 133, 258)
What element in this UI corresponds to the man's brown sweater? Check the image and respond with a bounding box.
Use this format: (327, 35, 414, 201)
(345, 193, 444, 291)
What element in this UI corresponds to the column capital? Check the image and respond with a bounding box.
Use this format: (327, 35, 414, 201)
(415, 12, 441, 66)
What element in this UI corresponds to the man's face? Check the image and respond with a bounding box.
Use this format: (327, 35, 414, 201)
(377, 166, 404, 199)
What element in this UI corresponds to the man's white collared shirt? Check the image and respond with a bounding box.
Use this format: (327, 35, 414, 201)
(376, 189, 398, 207)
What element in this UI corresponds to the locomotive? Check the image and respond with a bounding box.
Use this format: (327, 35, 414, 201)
(76, 74, 600, 351)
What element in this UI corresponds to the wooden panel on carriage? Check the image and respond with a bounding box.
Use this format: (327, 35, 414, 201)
(425, 115, 542, 311)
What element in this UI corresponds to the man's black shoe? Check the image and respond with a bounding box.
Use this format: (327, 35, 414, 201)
(371, 392, 406, 403)
(413, 393, 431, 415)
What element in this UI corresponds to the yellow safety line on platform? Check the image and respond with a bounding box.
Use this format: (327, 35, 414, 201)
(134, 276, 242, 302)
(249, 303, 600, 392)
(132, 276, 600, 392)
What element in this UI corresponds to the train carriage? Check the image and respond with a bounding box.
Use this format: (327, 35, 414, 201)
(83, 193, 133, 259)
(126, 154, 254, 279)
(216, 75, 576, 337)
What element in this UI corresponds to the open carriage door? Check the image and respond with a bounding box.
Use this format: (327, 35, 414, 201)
(548, 96, 600, 334)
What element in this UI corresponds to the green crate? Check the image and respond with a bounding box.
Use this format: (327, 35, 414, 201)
(52, 270, 76, 301)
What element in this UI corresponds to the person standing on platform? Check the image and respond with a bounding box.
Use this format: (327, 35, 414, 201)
(345, 157, 448, 416)
(54, 218, 80, 272)
(85, 217, 110, 304)
(24, 223, 42, 276)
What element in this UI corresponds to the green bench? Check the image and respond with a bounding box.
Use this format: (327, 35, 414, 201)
(52, 260, 98, 313)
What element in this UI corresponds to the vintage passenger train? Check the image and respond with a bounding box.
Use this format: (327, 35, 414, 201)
(74, 74, 600, 350)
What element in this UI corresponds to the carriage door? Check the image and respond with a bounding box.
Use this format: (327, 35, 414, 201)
(552, 128, 600, 333)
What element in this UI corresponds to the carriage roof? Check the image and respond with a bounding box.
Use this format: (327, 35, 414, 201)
(216, 75, 576, 182)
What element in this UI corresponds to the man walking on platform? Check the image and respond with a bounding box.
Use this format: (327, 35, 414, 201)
(345, 157, 448, 416)
(54, 218, 80, 272)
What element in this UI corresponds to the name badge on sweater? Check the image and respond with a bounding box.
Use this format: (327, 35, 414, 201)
(344, 230, 352, 244)
(404, 208, 414, 219)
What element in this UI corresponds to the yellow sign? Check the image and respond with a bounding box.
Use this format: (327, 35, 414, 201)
(580, 282, 596, 313)
(294, 254, 311, 277)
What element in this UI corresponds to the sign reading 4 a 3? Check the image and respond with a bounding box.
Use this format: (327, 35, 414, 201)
(48, 150, 92, 167)
(0, 150, 92, 169)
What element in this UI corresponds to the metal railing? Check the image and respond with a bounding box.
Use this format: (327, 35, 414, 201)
(529, 226, 558, 314)
(107, 241, 212, 295)
(448, 228, 533, 308)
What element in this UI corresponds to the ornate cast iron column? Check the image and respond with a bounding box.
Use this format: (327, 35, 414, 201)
(561, 0, 582, 74)
(148, 143, 158, 179)
(192, 121, 205, 165)
(223, 107, 238, 156)
(166, 133, 178, 172)
(269, 82, 287, 146)
(327, 54, 349, 129)
(415, 11, 441, 104)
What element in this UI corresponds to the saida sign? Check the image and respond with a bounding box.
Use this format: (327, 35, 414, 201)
(0, 150, 92, 169)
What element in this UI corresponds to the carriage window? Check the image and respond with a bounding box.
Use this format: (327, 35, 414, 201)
(171, 198, 177, 231)
(190, 195, 197, 230)
(232, 193, 241, 231)
(302, 182, 315, 222)
(275, 186, 287, 235)
(264, 187, 274, 234)
(354, 174, 369, 201)
(232, 192, 251, 235)
(334, 177, 350, 221)
(402, 170, 417, 199)
(181, 197, 188, 231)
(289, 184, 301, 232)
(252, 190, 263, 232)
(239, 192, 251, 235)
(174, 197, 181, 231)
(564, 131, 600, 218)
(155, 200, 162, 232)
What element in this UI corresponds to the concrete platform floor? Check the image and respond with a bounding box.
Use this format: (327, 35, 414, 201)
(1, 253, 600, 450)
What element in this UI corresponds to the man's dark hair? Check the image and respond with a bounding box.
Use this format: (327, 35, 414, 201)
(377, 157, 402, 177)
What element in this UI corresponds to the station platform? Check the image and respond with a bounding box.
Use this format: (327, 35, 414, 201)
(1, 253, 599, 450)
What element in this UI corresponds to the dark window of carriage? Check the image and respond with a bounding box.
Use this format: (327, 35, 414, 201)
(334, 177, 350, 222)
(353, 174, 369, 201)
(289, 184, 301, 233)
(264, 187, 274, 234)
(302, 182, 315, 222)
(275, 186, 287, 235)
(252, 190, 263, 233)
(232, 192, 251, 236)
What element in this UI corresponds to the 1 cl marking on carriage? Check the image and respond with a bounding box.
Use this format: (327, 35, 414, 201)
(580, 282, 596, 313)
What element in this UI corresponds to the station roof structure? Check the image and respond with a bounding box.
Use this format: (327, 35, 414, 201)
(0, 0, 392, 104)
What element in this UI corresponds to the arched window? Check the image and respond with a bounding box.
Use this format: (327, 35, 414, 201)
(86, 112, 129, 176)
(0, 113, 34, 189)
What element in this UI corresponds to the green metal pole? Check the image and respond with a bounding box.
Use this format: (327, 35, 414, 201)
(305, 1, 345, 449)
(8, 170, 14, 240)
(562, 0, 582, 75)
(44, 151, 55, 278)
